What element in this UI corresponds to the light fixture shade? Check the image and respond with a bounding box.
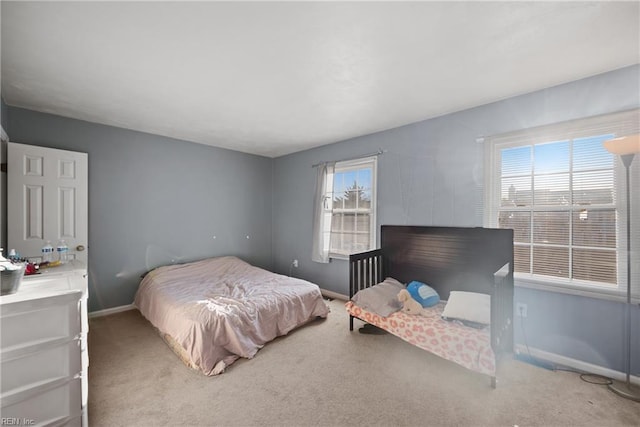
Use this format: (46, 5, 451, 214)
(603, 134, 640, 155)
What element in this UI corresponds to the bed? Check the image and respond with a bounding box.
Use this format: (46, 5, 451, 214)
(134, 256, 330, 375)
(346, 225, 514, 387)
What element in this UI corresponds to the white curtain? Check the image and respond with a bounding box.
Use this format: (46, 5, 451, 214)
(311, 162, 335, 263)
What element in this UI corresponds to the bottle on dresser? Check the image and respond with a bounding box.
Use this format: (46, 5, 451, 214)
(56, 240, 69, 264)
(41, 240, 54, 263)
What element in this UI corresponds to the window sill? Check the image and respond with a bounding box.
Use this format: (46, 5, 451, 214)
(514, 275, 637, 304)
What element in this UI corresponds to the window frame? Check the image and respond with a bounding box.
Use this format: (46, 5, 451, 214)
(326, 156, 378, 260)
(484, 109, 640, 302)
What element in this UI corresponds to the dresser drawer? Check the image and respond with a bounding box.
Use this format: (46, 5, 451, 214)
(1, 377, 82, 426)
(1, 339, 81, 394)
(0, 291, 81, 350)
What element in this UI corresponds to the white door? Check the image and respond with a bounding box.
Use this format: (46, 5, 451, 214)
(7, 142, 88, 264)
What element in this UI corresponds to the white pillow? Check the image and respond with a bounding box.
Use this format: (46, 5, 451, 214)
(441, 291, 491, 325)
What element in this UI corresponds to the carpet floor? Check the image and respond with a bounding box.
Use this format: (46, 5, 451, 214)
(88, 299, 639, 426)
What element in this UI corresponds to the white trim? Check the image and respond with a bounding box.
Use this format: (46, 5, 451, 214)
(88, 304, 136, 318)
(515, 344, 640, 386)
(328, 155, 378, 259)
(515, 277, 637, 304)
(484, 109, 640, 300)
(321, 288, 348, 301)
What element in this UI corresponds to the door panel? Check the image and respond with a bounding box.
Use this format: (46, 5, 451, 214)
(8, 143, 88, 264)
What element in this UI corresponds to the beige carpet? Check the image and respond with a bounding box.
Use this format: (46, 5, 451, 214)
(88, 299, 639, 426)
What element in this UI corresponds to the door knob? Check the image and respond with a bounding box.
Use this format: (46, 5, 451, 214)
(76, 245, 86, 252)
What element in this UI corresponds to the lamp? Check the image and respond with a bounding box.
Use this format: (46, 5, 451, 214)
(603, 133, 640, 402)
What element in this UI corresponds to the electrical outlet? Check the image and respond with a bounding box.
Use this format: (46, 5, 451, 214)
(516, 302, 528, 318)
(292, 259, 299, 268)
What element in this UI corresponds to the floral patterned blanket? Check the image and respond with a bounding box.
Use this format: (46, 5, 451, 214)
(346, 300, 495, 376)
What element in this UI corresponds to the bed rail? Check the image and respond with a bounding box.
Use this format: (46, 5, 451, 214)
(491, 263, 514, 353)
(490, 262, 514, 387)
(349, 249, 385, 330)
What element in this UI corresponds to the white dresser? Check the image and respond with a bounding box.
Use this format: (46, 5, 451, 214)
(0, 261, 88, 426)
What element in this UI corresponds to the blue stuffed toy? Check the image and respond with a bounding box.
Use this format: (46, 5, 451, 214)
(406, 281, 440, 308)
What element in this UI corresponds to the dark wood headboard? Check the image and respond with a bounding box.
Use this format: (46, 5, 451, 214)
(381, 225, 514, 301)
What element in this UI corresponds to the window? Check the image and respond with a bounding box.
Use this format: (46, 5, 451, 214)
(313, 156, 377, 261)
(327, 158, 377, 257)
(485, 110, 639, 300)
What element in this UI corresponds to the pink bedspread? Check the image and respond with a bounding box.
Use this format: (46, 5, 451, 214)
(135, 256, 329, 375)
(346, 301, 496, 376)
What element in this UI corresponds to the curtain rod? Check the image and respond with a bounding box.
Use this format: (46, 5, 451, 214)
(312, 149, 385, 168)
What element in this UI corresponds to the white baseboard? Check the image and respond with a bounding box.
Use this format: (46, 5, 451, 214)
(89, 304, 136, 318)
(321, 289, 348, 301)
(515, 344, 640, 386)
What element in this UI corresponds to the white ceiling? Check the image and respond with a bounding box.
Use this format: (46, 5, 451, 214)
(2, 1, 639, 158)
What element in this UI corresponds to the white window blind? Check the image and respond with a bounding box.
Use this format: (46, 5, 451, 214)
(485, 109, 640, 301)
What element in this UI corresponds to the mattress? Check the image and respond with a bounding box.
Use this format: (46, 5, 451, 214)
(135, 256, 330, 375)
(346, 300, 496, 376)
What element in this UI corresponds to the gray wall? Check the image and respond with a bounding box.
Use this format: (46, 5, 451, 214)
(272, 65, 640, 375)
(6, 107, 273, 312)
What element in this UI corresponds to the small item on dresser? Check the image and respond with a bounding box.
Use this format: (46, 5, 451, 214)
(56, 239, 69, 264)
(24, 262, 39, 275)
(41, 240, 54, 263)
(44, 260, 62, 268)
(0, 249, 26, 295)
